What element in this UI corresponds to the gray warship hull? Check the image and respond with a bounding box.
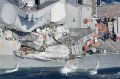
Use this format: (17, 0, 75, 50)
(1, 53, 120, 70)
(0, 0, 120, 75)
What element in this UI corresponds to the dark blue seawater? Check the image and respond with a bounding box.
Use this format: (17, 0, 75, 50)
(101, 0, 120, 3)
(97, 0, 120, 3)
(1, 67, 120, 79)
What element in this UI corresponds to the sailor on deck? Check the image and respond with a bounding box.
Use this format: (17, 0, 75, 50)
(26, 2, 34, 21)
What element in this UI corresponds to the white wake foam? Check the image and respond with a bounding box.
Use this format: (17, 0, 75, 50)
(60, 65, 77, 75)
(89, 61, 99, 75)
(5, 62, 19, 73)
(89, 70, 98, 75)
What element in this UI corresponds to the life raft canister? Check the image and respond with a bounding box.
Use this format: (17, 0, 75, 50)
(82, 45, 89, 52)
(83, 18, 90, 24)
(86, 39, 93, 46)
(93, 34, 98, 43)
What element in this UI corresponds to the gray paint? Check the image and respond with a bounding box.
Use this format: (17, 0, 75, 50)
(66, 3, 80, 28)
(1, 53, 120, 70)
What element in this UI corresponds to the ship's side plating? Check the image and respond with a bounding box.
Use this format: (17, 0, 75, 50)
(1, 0, 120, 73)
(5, 53, 120, 70)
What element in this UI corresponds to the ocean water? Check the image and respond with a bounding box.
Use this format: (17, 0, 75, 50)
(1, 67, 120, 79)
(98, 0, 120, 3)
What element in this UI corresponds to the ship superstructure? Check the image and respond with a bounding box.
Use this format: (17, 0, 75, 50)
(0, 0, 120, 74)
